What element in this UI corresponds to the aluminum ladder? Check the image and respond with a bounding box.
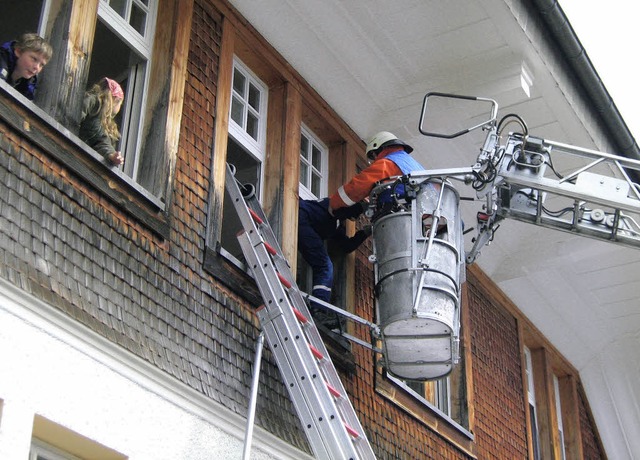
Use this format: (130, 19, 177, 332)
(225, 164, 376, 460)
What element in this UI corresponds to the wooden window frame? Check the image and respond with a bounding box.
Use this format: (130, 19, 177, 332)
(203, 11, 361, 306)
(521, 337, 586, 459)
(0, 0, 192, 239)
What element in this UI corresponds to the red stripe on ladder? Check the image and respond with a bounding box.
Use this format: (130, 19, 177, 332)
(309, 345, 324, 360)
(327, 383, 341, 398)
(248, 209, 263, 224)
(263, 242, 277, 255)
(345, 424, 360, 439)
(277, 272, 292, 289)
(293, 308, 309, 324)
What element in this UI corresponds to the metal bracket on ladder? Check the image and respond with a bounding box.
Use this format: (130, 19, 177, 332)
(225, 164, 376, 460)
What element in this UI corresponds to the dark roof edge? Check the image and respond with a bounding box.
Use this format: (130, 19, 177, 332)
(530, 0, 639, 161)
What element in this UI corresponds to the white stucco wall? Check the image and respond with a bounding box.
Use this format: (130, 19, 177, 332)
(0, 280, 312, 460)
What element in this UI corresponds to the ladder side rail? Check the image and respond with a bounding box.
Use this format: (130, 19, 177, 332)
(543, 138, 640, 173)
(499, 207, 640, 249)
(226, 165, 376, 459)
(499, 169, 640, 214)
(237, 231, 360, 459)
(238, 190, 376, 457)
(238, 215, 377, 459)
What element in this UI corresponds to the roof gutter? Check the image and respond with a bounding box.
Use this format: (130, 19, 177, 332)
(530, 0, 639, 164)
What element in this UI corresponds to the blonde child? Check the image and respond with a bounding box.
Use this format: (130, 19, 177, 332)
(0, 33, 53, 100)
(79, 77, 124, 166)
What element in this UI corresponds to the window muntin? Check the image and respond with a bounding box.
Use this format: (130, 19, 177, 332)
(299, 124, 328, 200)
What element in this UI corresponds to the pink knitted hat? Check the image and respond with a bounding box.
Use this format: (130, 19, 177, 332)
(105, 78, 124, 99)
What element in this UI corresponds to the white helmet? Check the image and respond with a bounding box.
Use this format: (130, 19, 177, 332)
(365, 131, 413, 160)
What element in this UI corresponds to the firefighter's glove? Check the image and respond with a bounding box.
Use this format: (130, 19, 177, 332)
(333, 201, 365, 221)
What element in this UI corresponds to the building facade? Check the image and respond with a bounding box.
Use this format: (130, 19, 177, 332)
(0, 0, 605, 458)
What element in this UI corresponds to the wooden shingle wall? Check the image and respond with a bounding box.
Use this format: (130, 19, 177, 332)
(466, 269, 530, 458)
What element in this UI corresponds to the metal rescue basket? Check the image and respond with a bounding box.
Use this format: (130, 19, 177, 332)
(369, 176, 465, 380)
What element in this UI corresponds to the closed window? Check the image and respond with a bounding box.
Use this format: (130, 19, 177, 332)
(299, 125, 328, 200)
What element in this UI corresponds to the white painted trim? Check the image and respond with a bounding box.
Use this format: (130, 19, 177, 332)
(0, 278, 313, 460)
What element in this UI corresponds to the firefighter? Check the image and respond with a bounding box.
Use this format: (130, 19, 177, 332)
(329, 131, 425, 215)
(298, 197, 370, 329)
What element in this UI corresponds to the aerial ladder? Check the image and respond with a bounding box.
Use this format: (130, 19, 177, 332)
(230, 92, 640, 459)
(366, 92, 640, 383)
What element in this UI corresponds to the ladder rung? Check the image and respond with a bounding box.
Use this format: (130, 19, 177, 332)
(293, 308, 309, 324)
(309, 345, 324, 360)
(263, 241, 278, 255)
(277, 272, 292, 289)
(248, 208, 264, 224)
(327, 383, 342, 398)
(345, 424, 360, 439)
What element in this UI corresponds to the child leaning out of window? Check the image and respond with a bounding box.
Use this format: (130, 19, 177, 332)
(0, 33, 52, 100)
(79, 77, 125, 166)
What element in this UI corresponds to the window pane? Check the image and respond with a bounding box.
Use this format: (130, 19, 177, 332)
(246, 112, 258, 140)
(231, 97, 244, 127)
(311, 172, 321, 196)
(300, 162, 309, 186)
(248, 83, 260, 112)
(232, 68, 246, 97)
(300, 135, 310, 160)
(311, 144, 322, 169)
(109, 0, 127, 18)
(130, 3, 147, 35)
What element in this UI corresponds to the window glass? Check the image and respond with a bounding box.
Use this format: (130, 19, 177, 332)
(299, 125, 328, 200)
(229, 59, 267, 155)
(402, 377, 450, 416)
(102, 0, 151, 41)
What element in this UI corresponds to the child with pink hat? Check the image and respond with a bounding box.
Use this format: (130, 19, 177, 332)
(79, 77, 125, 166)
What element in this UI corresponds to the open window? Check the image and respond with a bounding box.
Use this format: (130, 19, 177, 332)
(88, 0, 156, 178)
(296, 125, 329, 295)
(0, 1, 49, 41)
(219, 58, 268, 266)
